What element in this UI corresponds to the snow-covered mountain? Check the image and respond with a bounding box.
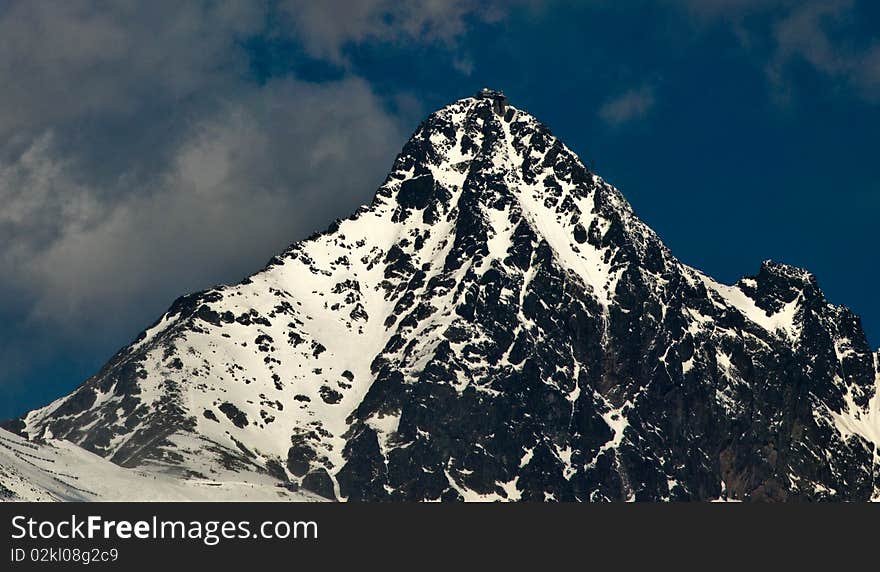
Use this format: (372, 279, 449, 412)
(6, 89, 879, 501)
(0, 428, 317, 501)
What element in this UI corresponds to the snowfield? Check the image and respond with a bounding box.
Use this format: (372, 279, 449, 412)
(0, 429, 319, 502)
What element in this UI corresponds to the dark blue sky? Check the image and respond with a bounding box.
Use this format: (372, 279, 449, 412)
(247, 1, 880, 345)
(2, 1, 878, 419)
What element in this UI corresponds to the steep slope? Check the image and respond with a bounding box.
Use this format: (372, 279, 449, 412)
(9, 90, 879, 501)
(0, 428, 317, 501)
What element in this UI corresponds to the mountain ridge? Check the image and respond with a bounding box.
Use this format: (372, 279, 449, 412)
(6, 90, 879, 501)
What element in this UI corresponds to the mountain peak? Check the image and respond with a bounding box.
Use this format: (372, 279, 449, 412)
(759, 259, 816, 283)
(476, 87, 506, 98)
(734, 259, 824, 318)
(475, 87, 508, 115)
(10, 91, 880, 503)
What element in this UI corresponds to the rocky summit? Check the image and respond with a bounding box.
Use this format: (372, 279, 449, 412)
(7, 90, 879, 501)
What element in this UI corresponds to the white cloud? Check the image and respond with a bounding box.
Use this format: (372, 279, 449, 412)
(0, 1, 264, 143)
(768, 0, 880, 101)
(2, 79, 404, 334)
(598, 86, 656, 126)
(671, 0, 880, 102)
(276, 0, 521, 65)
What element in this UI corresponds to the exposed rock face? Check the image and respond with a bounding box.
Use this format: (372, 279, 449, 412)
(10, 91, 879, 501)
